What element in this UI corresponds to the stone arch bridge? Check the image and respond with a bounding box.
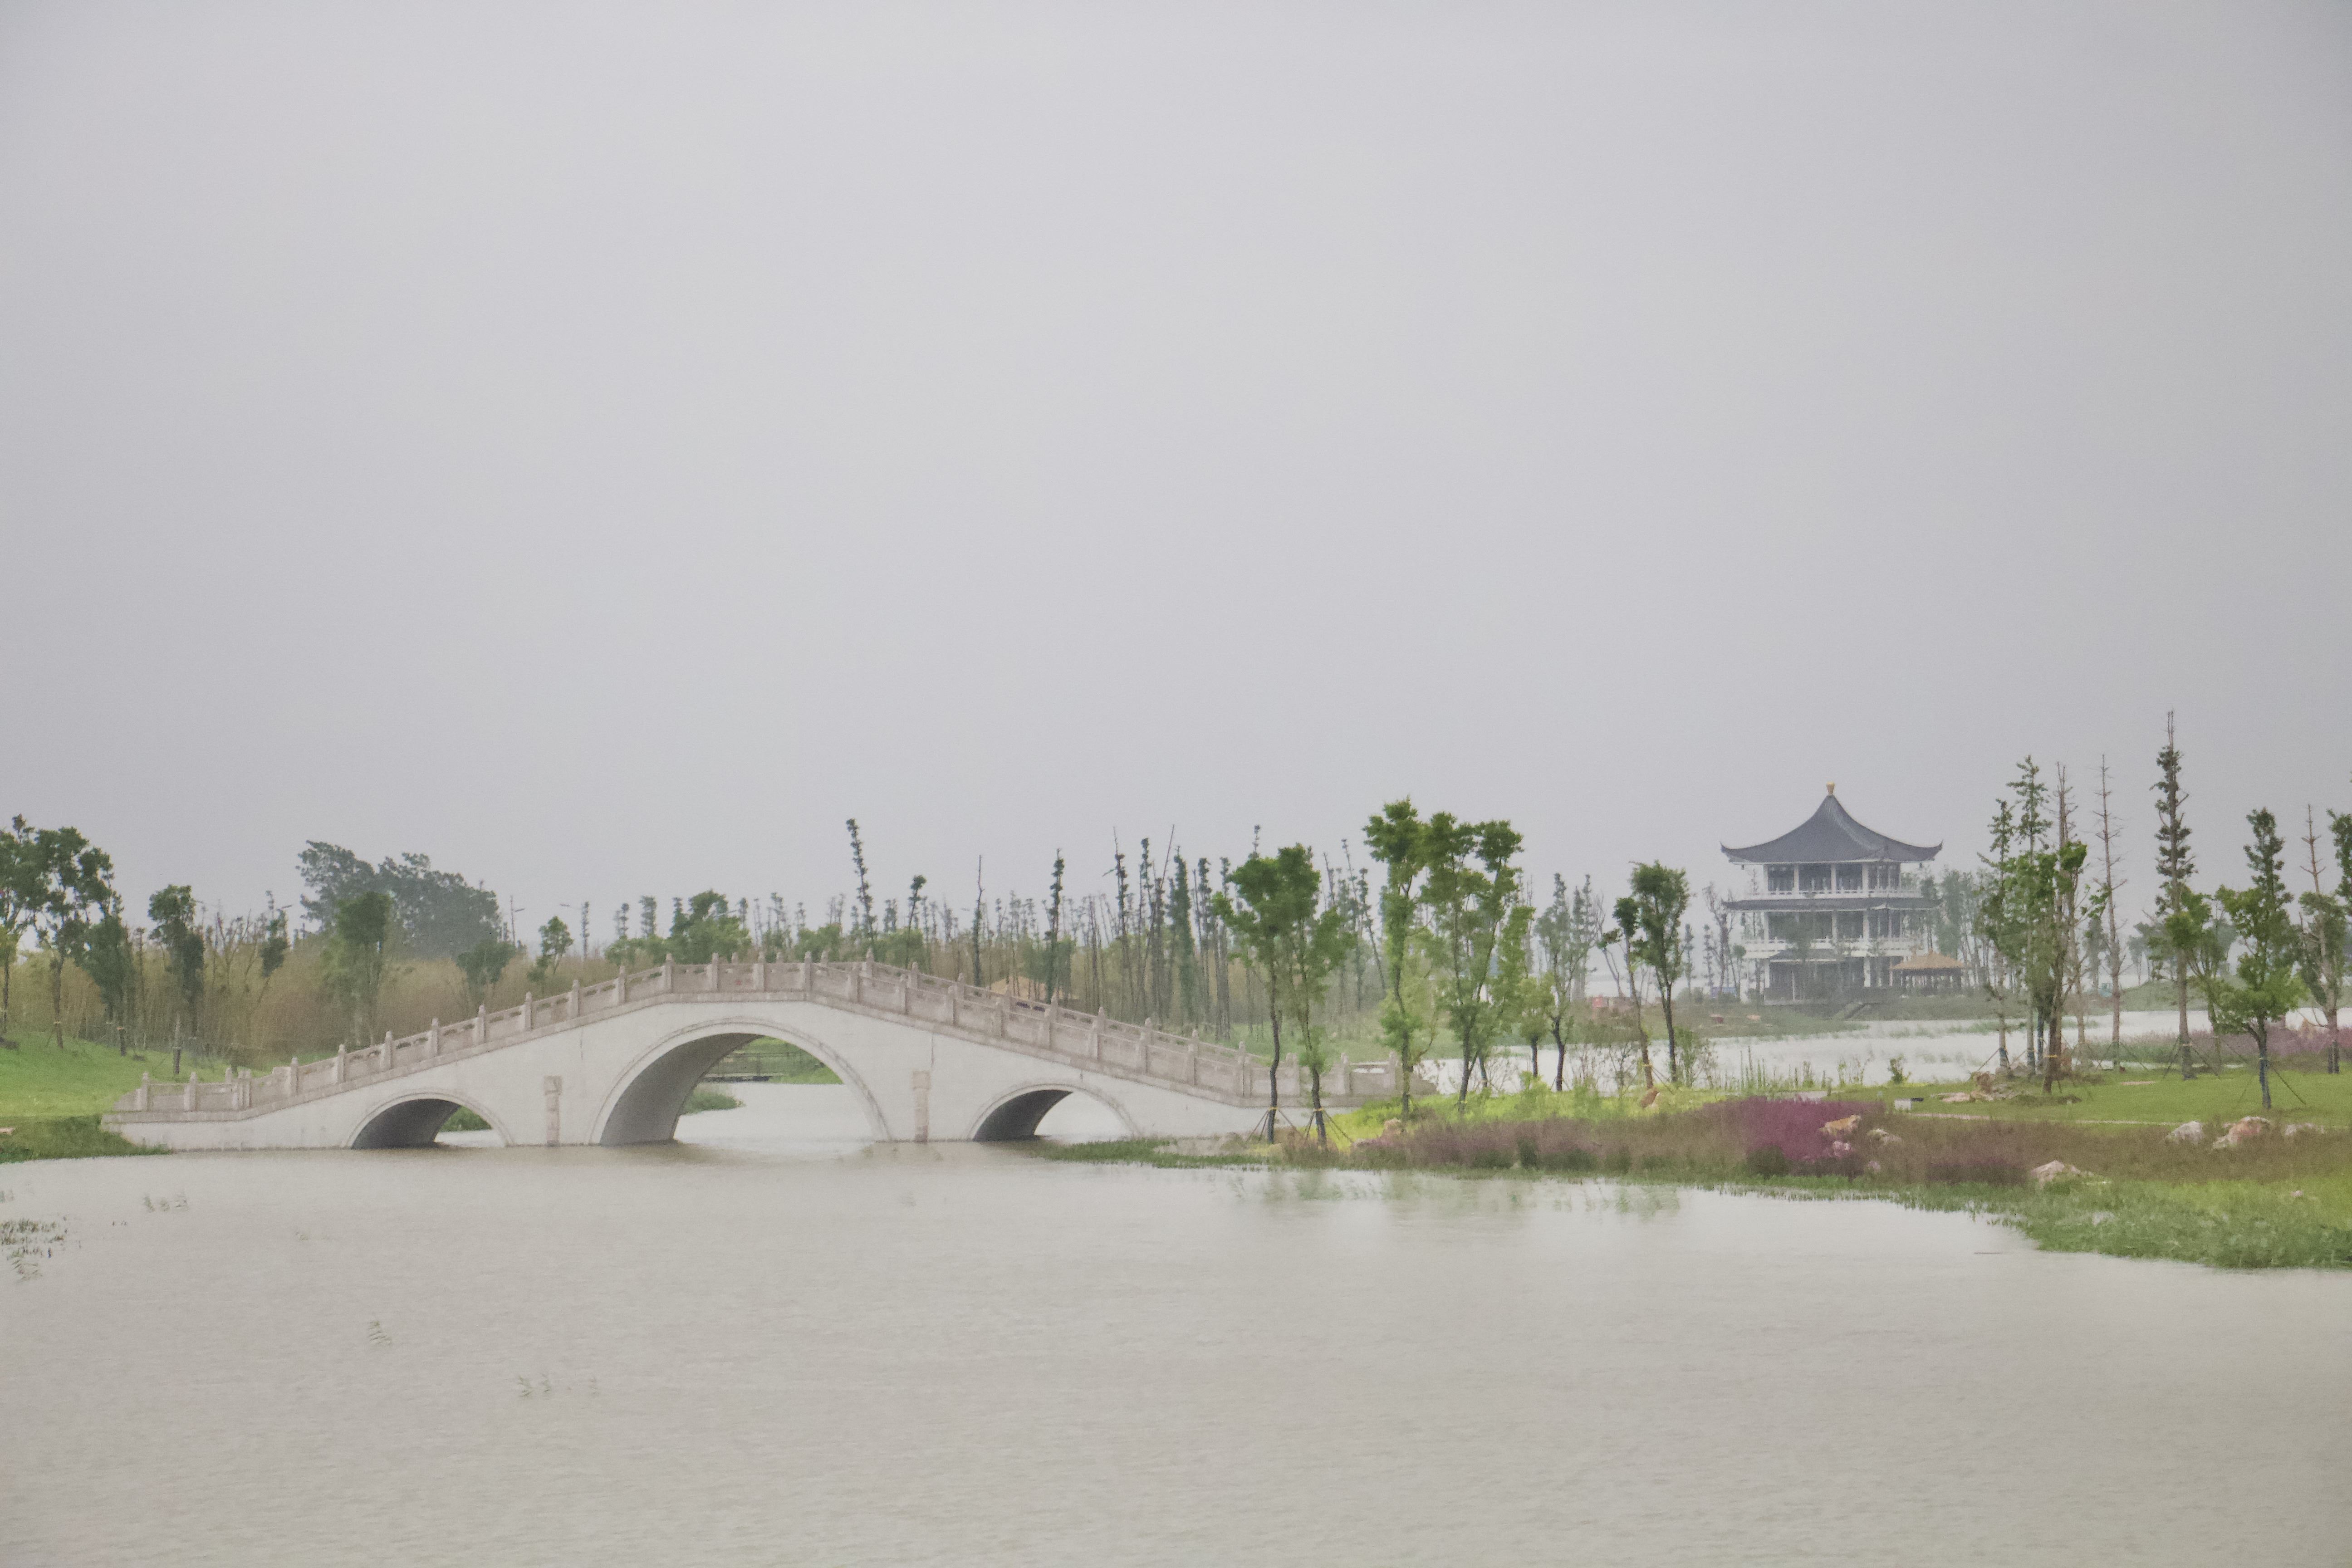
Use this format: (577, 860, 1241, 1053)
(103, 959, 1393, 1151)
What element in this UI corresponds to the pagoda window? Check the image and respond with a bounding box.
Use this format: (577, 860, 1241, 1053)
(1766, 865, 1795, 893)
(1835, 864, 1864, 892)
(1868, 863, 1903, 892)
(1767, 911, 1833, 941)
(1868, 910, 1907, 938)
(1798, 864, 1832, 893)
(1835, 911, 1865, 940)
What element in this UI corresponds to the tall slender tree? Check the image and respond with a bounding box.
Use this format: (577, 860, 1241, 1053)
(2295, 807, 2347, 1074)
(2151, 714, 2197, 1074)
(149, 885, 208, 1037)
(2204, 809, 2305, 1111)
(1362, 801, 1432, 1119)
(0, 816, 34, 1029)
(1622, 863, 1694, 1084)
(845, 819, 875, 945)
(1042, 853, 1065, 1005)
(1416, 813, 1527, 1110)
(2087, 758, 2128, 1052)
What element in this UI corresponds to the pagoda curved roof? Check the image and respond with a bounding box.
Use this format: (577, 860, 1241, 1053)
(1723, 791, 1940, 865)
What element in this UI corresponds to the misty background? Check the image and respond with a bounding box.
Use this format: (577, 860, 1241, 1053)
(3, 0, 2347, 935)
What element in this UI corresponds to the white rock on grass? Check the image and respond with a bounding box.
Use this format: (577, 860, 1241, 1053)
(2166, 1121, 2205, 1144)
(2213, 1117, 2273, 1149)
(2030, 1160, 2089, 1187)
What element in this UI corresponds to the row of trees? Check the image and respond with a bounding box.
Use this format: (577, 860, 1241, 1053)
(1972, 718, 2348, 1109)
(1205, 802, 1703, 1141)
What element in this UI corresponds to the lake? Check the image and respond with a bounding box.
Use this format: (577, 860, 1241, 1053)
(5, 1083, 2347, 1566)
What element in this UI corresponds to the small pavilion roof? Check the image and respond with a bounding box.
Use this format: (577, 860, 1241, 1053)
(1724, 789, 1940, 866)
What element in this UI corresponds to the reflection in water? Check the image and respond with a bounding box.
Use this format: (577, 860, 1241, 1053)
(5, 1084, 2348, 1567)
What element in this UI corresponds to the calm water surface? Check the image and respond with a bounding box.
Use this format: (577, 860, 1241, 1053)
(5, 1085, 2348, 1567)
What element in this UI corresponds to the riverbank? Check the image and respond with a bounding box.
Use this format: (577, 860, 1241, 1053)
(1047, 1079, 2352, 1270)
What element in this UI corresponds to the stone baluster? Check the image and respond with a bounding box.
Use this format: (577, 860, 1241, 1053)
(428, 1018, 441, 1058)
(1092, 1009, 1104, 1060)
(709, 960, 722, 993)
(1188, 1040, 1200, 1085)
(334, 1044, 348, 1085)
(521, 995, 534, 1034)
(569, 980, 581, 1019)
(382, 1030, 396, 1071)
(616, 967, 628, 1004)
(947, 987, 959, 1028)
(476, 1004, 489, 1046)
(662, 957, 675, 992)
(853, 967, 864, 1005)
(753, 959, 765, 991)
(135, 1073, 151, 1112)
(183, 1075, 198, 1112)
(1339, 1053, 1351, 1097)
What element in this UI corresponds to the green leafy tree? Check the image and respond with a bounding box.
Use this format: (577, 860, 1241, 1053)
(2204, 809, 2306, 1110)
(1622, 862, 1694, 1085)
(296, 842, 500, 958)
(21, 824, 116, 1045)
(1362, 800, 1432, 1119)
(148, 885, 207, 1035)
(78, 908, 136, 1027)
(2294, 808, 2348, 1074)
(1494, 894, 1544, 1086)
(1533, 874, 1603, 1089)
(669, 891, 750, 964)
(258, 910, 290, 998)
(530, 916, 572, 990)
(1212, 845, 1345, 1139)
(323, 891, 397, 1045)
(454, 936, 517, 1009)
(1418, 813, 1527, 1109)
(0, 815, 34, 1028)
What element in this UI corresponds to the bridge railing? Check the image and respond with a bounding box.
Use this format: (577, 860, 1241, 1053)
(112, 955, 1398, 1115)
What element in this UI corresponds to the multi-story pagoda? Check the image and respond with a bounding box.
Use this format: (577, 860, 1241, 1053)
(1722, 786, 1942, 1000)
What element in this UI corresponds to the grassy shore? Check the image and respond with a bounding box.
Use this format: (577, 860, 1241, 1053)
(0, 1036, 227, 1119)
(0, 1115, 166, 1163)
(1045, 1074, 2352, 1271)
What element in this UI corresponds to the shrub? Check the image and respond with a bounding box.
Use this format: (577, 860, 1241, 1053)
(1744, 1146, 1791, 1176)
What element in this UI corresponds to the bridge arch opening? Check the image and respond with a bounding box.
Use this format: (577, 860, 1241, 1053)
(350, 1094, 508, 1149)
(598, 1028, 882, 1146)
(970, 1085, 1136, 1143)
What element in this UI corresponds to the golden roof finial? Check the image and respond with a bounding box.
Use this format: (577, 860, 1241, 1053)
(1827, 782, 1836, 795)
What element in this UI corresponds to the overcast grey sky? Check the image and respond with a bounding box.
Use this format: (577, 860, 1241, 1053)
(4, 0, 2348, 933)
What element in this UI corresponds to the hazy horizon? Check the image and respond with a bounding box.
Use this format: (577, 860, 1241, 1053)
(5, 1, 2348, 934)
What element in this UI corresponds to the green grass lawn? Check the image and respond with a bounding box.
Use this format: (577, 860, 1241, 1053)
(0, 1037, 227, 1119)
(1901, 1067, 2352, 1128)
